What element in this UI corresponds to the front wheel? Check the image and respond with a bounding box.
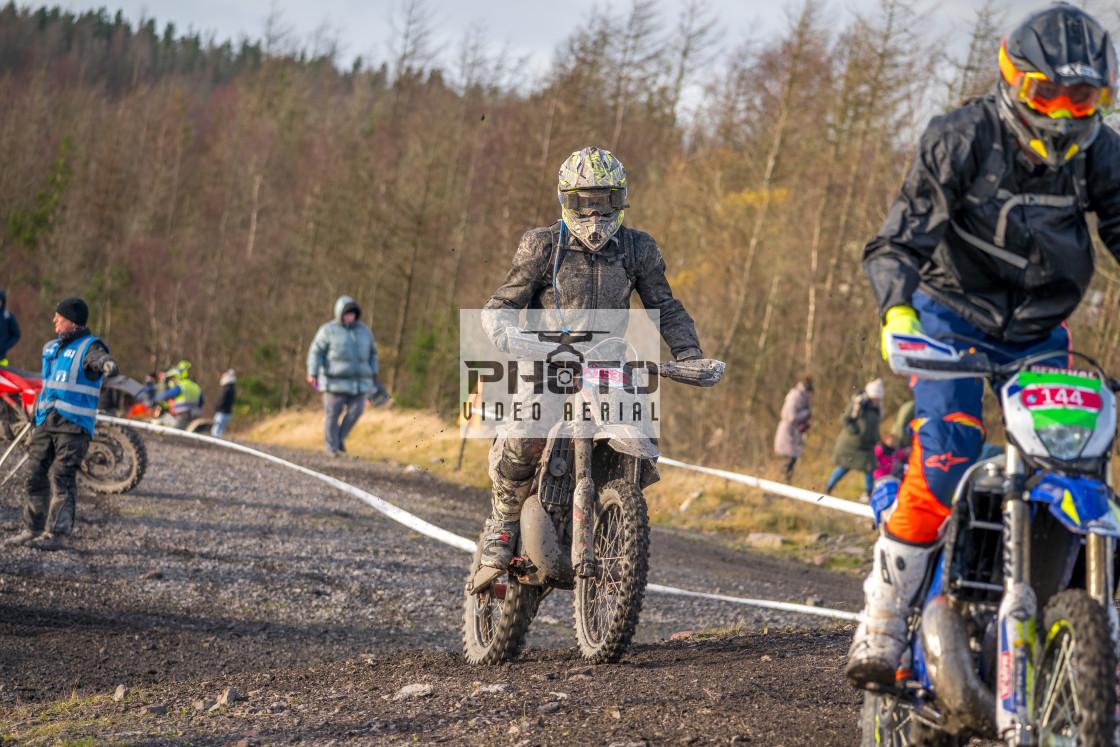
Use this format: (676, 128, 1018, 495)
(462, 530, 538, 665)
(1032, 589, 1117, 745)
(77, 424, 147, 494)
(573, 479, 649, 663)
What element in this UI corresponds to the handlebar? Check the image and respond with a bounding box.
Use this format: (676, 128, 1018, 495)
(885, 331, 1119, 390)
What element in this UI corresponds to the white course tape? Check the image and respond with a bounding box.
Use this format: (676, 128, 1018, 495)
(646, 584, 860, 621)
(658, 457, 875, 520)
(99, 415, 858, 621)
(98, 416, 476, 553)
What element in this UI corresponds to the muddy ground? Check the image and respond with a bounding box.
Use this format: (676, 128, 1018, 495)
(0, 433, 869, 745)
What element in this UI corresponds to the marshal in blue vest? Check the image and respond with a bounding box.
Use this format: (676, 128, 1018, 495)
(36, 334, 107, 435)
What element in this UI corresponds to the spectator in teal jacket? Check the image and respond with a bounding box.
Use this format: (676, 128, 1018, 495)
(306, 295, 379, 456)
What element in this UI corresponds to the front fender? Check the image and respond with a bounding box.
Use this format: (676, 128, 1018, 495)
(594, 424, 660, 459)
(1029, 474, 1120, 538)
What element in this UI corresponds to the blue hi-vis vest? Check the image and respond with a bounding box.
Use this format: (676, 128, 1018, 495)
(36, 334, 105, 435)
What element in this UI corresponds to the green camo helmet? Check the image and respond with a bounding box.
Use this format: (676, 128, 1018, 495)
(557, 147, 627, 251)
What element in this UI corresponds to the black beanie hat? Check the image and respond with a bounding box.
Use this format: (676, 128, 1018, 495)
(341, 300, 360, 319)
(56, 297, 89, 326)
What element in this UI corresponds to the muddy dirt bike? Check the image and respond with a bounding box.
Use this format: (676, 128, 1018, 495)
(861, 332, 1120, 746)
(0, 364, 148, 494)
(462, 345, 724, 665)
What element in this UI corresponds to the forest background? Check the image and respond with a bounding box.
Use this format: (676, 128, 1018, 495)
(2, 0, 1120, 472)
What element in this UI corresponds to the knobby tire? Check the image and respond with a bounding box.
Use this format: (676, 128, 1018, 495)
(462, 531, 538, 665)
(77, 424, 147, 494)
(1033, 589, 1116, 746)
(573, 479, 649, 664)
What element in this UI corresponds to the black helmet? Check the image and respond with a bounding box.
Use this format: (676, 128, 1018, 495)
(997, 3, 1117, 169)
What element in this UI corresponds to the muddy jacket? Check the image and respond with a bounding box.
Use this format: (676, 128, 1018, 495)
(307, 295, 379, 396)
(864, 96, 1120, 343)
(483, 223, 702, 359)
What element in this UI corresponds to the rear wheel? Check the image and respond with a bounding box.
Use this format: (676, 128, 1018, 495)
(859, 692, 959, 746)
(1033, 589, 1117, 745)
(573, 479, 649, 663)
(462, 531, 538, 665)
(77, 424, 147, 494)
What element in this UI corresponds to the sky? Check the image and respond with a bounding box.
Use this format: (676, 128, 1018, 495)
(49, 0, 1050, 79)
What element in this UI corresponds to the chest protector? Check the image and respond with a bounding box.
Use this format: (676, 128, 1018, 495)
(37, 334, 104, 434)
(938, 111, 1093, 341)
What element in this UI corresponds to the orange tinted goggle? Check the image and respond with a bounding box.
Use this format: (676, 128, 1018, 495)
(999, 43, 1113, 118)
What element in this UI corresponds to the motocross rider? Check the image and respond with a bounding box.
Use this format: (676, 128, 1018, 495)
(478, 146, 704, 570)
(154, 362, 204, 429)
(846, 3, 1120, 691)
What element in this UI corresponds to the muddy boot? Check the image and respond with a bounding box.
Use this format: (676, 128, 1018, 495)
(480, 518, 519, 569)
(4, 528, 39, 547)
(29, 532, 65, 551)
(845, 535, 937, 690)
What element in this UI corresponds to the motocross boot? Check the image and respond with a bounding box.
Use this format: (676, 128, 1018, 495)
(479, 518, 519, 570)
(845, 535, 938, 690)
(480, 467, 533, 570)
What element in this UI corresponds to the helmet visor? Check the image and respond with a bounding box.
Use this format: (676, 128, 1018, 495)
(560, 189, 625, 217)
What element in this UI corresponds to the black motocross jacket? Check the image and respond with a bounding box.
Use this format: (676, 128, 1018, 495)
(864, 96, 1120, 343)
(483, 223, 703, 360)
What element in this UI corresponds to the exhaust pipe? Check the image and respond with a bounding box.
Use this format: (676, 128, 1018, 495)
(920, 595, 997, 739)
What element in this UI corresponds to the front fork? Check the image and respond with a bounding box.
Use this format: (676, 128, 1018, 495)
(997, 449, 1117, 746)
(997, 446, 1037, 746)
(570, 437, 598, 578)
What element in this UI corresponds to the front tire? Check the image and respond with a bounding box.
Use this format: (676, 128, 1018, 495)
(573, 479, 649, 663)
(1033, 589, 1117, 745)
(462, 530, 538, 665)
(77, 424, 147, 494)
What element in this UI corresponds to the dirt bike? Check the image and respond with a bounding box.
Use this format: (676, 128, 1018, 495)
(0, 364, 148, 494)
(861, 332, 1120, 746)
(125, 400, 214, 434)
(462, 347, 724, 665)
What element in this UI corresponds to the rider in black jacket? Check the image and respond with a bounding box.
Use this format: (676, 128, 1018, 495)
(477, 147, 703, 570)
(847, 3, 1120, 691)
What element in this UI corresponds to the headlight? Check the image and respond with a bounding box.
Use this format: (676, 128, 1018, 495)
(1035, 424, 1093, 460)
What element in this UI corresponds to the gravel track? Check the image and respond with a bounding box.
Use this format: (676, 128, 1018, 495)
(0, 432, 866, 744)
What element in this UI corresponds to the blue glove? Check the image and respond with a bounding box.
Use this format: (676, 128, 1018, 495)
(870, 478, 900, 528)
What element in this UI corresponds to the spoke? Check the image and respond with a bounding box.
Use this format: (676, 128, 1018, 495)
(1039, 631, 1079, 741)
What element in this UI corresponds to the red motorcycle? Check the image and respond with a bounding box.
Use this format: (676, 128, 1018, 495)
(0, 365, 147, 494)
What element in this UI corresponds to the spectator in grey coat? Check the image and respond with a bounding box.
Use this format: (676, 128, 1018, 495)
(307, 296, 379, 456)
(774, 375, 812, 481)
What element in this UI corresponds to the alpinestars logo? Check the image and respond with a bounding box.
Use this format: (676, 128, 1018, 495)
(924, 453, 969, 472)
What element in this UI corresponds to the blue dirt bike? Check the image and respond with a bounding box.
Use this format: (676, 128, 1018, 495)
(862, 333, 1120, 746)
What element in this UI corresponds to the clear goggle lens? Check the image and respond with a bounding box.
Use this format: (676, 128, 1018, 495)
(560, 189, 625, 217)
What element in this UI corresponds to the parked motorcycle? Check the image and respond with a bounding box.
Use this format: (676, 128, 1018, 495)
(862, 332, 1120, 745)
(125, 400, 214, 434)
(462, 341, 724, 665)
(0, 365, 147, 494)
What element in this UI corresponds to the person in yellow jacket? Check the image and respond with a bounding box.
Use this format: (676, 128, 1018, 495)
(154, 363, 203, 429)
